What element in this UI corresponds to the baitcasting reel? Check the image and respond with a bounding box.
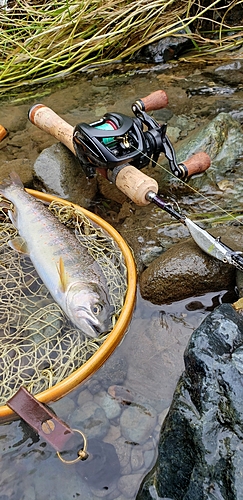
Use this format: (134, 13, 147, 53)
(28, 91, 210, 206)
(72, 91, 190, 179)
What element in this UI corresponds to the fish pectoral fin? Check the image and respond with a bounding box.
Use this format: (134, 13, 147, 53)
(57, 257, 69, 292)
(8, 236, 29, 254)
(8, 206, 18, 226)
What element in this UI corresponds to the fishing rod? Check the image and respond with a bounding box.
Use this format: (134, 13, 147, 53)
(28, 90, 243, 272)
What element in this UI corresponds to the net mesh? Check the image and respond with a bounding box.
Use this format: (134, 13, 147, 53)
(0, 199, 127, 406)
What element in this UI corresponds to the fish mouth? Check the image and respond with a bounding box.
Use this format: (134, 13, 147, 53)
(65, 282, 111, 337)
(78, 317, 102, 338)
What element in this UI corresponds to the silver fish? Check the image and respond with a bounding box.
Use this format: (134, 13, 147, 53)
(0, 172, 112, 338)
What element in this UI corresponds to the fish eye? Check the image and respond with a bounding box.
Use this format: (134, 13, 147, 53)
(92, 303, 103, 315)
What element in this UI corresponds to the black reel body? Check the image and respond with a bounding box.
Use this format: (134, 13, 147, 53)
(73, 106, 185, 179)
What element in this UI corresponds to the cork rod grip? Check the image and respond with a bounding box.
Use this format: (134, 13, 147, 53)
(182, 152, 211, 177)
(28, 104, 75, 154)
(115, 165, 158, 206)
(140, 90, 168, 111)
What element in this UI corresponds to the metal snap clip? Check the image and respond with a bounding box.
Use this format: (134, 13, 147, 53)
(57, 429, 88, 464)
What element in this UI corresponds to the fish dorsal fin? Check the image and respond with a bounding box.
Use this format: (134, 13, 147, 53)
(8, 236, 29, 254)
(10, 171, 24, 187)
(57, 257, 68, 292)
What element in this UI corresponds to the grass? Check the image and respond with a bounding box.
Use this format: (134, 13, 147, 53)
(0, 0, 242, 93)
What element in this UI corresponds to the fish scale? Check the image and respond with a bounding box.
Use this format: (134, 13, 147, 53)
(0, 172, 112, 338)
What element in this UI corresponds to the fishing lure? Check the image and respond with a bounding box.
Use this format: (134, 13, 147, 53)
(146, 191, 243, 272)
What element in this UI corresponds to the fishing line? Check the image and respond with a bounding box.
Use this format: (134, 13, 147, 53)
(131, 145, 243, 226)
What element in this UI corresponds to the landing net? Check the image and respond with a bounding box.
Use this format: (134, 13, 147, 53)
(0, 200, 127, 406)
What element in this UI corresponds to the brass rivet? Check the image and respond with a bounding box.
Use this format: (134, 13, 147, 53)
(41, 419, 55, 434)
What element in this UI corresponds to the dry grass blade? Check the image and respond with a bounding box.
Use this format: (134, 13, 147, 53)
(0, 0, 242, 92)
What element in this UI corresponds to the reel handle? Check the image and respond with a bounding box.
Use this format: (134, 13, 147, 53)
(181, 152, 211, 177)
(28, 104, 75, 154)
(135, 90, 168, 112)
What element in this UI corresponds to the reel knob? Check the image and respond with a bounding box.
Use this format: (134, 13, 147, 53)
(179, 152, 211, 178)
(133, 90, 168, 112)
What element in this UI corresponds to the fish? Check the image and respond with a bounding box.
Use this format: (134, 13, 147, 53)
(0, 172, 112, 338)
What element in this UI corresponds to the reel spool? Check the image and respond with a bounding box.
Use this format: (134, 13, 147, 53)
(0, 191, 136, 423)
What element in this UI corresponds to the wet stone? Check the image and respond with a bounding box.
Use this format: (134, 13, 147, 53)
(131, 447, 144, 471)
(139, 225, 243, 304)
(137, 303, 243, 500)
(175, 112, 243, 184)
(51, 395, 76, 420)
(134, 32, 192, 64)
(0, 158, 33, 186)
(113, 438, 131, 470)
(213, 60, 243, 86)
(33, 142, 97, 207)
(120, 403, 157, 445)
(118, 473, 143, 499)
(94, 390, 122, 420)
(98, 357, 128, 390)
(70, 401, 109, 440)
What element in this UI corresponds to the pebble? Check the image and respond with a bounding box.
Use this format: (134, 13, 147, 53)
(131, 447, 144, 471)
(113, 438, 131, 469)
(51, 396, 76, 421)
(94, 390, 122, 420)
(120, 404, 157, 445)
(98, 358, 128, 390)
(70, 401, 109, 440)
(118, 473, 142, 499)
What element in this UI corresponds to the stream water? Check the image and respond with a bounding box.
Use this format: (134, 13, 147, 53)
(0, 59, 242, 499)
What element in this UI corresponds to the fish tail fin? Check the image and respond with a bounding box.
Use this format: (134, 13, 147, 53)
(0, 171, 24, 195)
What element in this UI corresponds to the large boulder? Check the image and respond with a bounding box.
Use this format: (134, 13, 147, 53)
(137, 303, 243, 499)
(139, 225, 243, 304)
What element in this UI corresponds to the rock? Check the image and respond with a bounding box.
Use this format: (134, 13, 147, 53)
(33, 142, 97, 207)
(98, 357, 128, 390)
(137, 303, 243, 499)
(0, 104, 29, 133)
(0, 159, 33, 185)
(93, 390, 122, 420)
(119, 202, 188, 272)
(120, 403, 157, 445)
(119, 473, 144, 499)
(70, 401, 109, 440)
(131, 447, 144, 471)
(134, 32, 192, 64)
(165, 126, 181, 143)
(152, 112, 243, 197)
(50, 396, 76, 421)
(113, 437, 132, 470)
(213, 60, 243, 87)
(236, 270, 243, 298)
(139, 225, 243, 304)
(175, 112, 243, 184)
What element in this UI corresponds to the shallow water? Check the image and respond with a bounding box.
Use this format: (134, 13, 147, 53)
(0, 288, 233, 500)
(0, 59, 242, 499)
